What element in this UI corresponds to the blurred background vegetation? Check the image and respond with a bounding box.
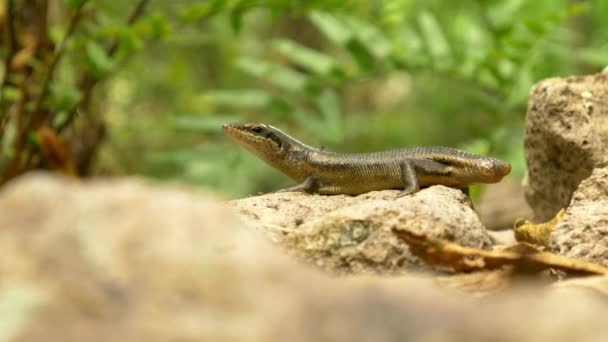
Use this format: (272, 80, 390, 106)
(1, 0, 607, 197)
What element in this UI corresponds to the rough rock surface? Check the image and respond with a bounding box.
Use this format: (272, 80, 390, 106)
(1, 173, 608, 341)
(229, 186, 493, 274)
(550, 167, 608, 266)
(524, 70, 608, 221)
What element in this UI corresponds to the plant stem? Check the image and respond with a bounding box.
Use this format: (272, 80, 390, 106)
(0, 0, 17, 137)
(57, 0, 150, 132)
(30, 0, 89, 128)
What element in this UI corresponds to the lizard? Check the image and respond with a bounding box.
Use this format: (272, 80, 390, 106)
(223, 123, 511, 196)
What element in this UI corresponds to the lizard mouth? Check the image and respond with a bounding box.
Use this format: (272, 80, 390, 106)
(222, 123, 237, 135)
(222, 123, 248, 143)
(495, 160, 512, 176)
(486, 160, 511, 182)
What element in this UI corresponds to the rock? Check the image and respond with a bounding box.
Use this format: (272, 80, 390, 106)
(1, 172, 608, 341)
(523, 72, 608, 221)
(0, 172, 287, 341)
(488, 230, 517, 246)
(229, 186, 493, 274)
(476, 177, 534, 230)
(548, 275, 608, 298)
(550, 167, 608, 266)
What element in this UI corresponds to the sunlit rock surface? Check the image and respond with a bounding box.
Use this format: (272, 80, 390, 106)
(524, 70, 608, 221)
(229, 186, 493, 274)
(550, 167, 608, 266)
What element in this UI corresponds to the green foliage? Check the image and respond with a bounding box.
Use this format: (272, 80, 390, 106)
(97, 0, 608, 197)
(0, 0, 169, 182)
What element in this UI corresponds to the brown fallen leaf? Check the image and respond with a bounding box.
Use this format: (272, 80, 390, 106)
(392, 228, 608, 276)
(513, 208, 566, 247)
(37, 126, 76, 176)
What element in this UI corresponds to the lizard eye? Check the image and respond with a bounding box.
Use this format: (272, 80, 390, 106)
(252, 127, 263, 134)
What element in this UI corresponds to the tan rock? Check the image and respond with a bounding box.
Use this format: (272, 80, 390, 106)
(1, 173, 608, 341)
(550, 167, 608, 266)
(476, 177, 533, 230)
(229, 186, 493, 274)
(524, 72, 608, 221)
(0, 172, 301, 341)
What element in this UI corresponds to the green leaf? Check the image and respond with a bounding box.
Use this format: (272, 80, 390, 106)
(134, 12, 170, 39)
(567, 2, 590, 16)
(85, 41, 114, 78)
(180, 2, 227, 22)
(47, 82, 82, 111)
(273, 39, 344, 78)
(48, 26, 65, 46)
(487, 0, 526, 29)
(268, 96, 291, 115)
(459, 138, 490, 155)
(65, 0, 86, 10)
(230, 12, 242, 33)
(309, 11, 352, 45)
(1, 116, 16, 158)
(347, 18, 391, 59)
(201, 90, 273, 108)
(317, 89, 344, 142)
(418, 10, 452, 69)
(346, 40, 375, 72)
(523, 19, 547, 35)
(392, 25, 428, 66)
(578, 48, 608, 67)
(234, 56, 312, 93)
(123, 30, 144, 54)
(0, 86, 20, 102)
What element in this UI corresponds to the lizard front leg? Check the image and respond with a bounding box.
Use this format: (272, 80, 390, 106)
(396, 161, 419, 197)
(275, 176, 318, 194)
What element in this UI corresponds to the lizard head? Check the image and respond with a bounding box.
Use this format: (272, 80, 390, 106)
(479, 158, 512, 183)
(222, 123, 291, 161)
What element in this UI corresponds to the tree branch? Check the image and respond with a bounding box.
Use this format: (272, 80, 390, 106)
(0, 0, 17, 135)
(57, 0, 149, 132)
(30, 0, 89, 126)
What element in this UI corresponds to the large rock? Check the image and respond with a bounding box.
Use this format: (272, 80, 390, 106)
(550, 167, 608, 266)
(1, 173, 608, 341)
(229, 186, 493, 274)
(0, 172, 282, 341)
(524, 70, 608, 221)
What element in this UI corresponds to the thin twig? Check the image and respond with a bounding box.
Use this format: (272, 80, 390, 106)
(30, 0, 89, 124)
(108, 0, 150, 56)
(0, 0, 17, 135)
(57, 0, 149, 132)
(1, 75, 29, 182)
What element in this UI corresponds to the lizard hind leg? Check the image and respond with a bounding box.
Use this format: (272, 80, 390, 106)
(396, 161, 419, 197)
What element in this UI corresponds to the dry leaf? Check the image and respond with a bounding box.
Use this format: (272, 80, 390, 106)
(392, 228, 608, 276)
(37, 126, 75, 176)
(513, 208, 565, 247)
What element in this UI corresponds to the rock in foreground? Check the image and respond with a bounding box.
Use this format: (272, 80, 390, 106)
(550, 167, 608, 266)
(230, 186, 493, 274)
(524, 70, 608, 221)
(0, 173, 608, 341)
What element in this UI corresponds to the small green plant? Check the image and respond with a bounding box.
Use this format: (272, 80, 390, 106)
(0, 0, 165, 183)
